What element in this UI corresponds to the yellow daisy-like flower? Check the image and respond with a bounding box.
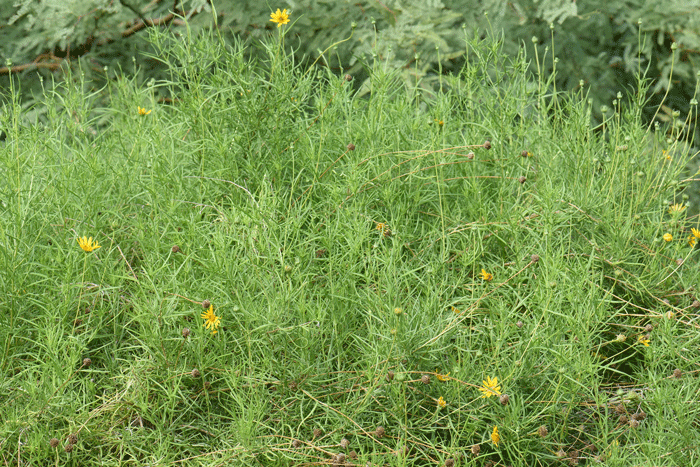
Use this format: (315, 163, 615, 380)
(637, 335, 650, 347)
(269, 8, 290, 27)
(479, 269, 493, 282)
(490, 426, 500, 446)
(201, 304, 221, 335)
(479, 376, 502, 398)
(663, 150, 671, 161)
(137, 106, 151, 116)
(668, 203, 686, 215)
(77, 236, 101, 252)
(435, 369, 450, 382)
(437, 396, 446, 408)
(692, 227, 700, 239)
(451, 306, 461, 314)
(663, 233, 672, 242)
(689, 235, 698, 248)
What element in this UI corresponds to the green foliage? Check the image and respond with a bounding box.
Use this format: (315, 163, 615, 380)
(2, 0, 699, 140)
(1, 23, 699, 466)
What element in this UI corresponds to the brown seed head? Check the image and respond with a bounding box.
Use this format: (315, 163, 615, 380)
(421, 374, 430, 384)
(68, 434, 78, 445)
(203, 381, 211, 389)
(347, 143, 355, 151)
(644, 323, 653, 332)
(673, 368, 682, 378)
(499, 394, 509, 405)
(202, 300, 211, 309)
(334, 453, 346, 465)
(516, 320, 524, 328)
(191, 368, 200, 378)
(50, 438, 59, 448)
(313, 428, 323, 439)
(445, 458, 455, 467)
(386, 370, 394, 382)
(631, 411, 647, 421)
(375, 426, 385, 437)
(555, 450, 566, 458)
(172, 245, 180, 253)
(344, 74, 353, 82)
(521, 150, 529, 157)
(518, 176, 527, 184)
(470, 444, 480, 455)
(182, 327, 191, 338)
(292, 439, 301, 448)
(82, 358, 91, 367)
(692, 299, 700, 308)
(531, 254, 540, 263)
(629, 419, 639, 428)
(64, 444, 74, 453)
(484, 140, 492, 150)
(538, 425, 548, 437)
(349, 450, 358, 459)
(466, 152, 475, 160)
(619, 415, 629, 424)
(340, 438, 350, 449)
(614, 403, 625, 414)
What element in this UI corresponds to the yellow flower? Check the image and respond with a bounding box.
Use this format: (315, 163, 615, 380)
(692, 227, 700, 239)
(663, 233, 672, 242)
(689, 235, 697, 248)
(269, 8, 290, 27)
(479, 269, 493, 282)
(663, 150, 671, 161)
(637, 335, 650, 347)
(437, 396, 446, 408)
(201, 305, 221, 334)
(490, 426, 500, 446)
(77, 236, 101, 252)
(451, 306, 461, 314)
(435, 369, 450, 382)
(668, 203, 686, 215)
(137, 106, 151, 116)
(478, 376, 502, 398)
(376, 222, 387, 232)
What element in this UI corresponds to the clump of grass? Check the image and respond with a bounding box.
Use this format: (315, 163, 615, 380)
(1, 10, 699, 467)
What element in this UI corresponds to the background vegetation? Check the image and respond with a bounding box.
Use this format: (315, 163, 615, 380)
(2, 8, 700, 465)
(1, 0, 698, 140)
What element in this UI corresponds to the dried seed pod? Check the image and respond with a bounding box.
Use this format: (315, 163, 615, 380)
(386, 370, 394, 382)
(518, 176, 527, 184)
(292, 439, 301, 448)
(340, 438, 350, 449)
(49, 438, 59, 448)
(313, 428, 323, 439)
(344, 74, 353, 82)
(347, 143, 355, 151)
(202, 300, 211, 309)
(375, 426, 385, 438)
(538, 425, 548, 437)
(172, 245, 180, 253)
(516, 321, 524, 328)
(64, 444, 74, 453)
(82, 358, 91, 367)
(421, 374, 430, 385)
(673, 368, 682, 378)
(499, 394, 509, 405)
(67, 434, 78, 445)
(182, 327, 191, 338)
(644, 323, 653, 332)
(470, 444, 480, 455)
(531, 254, 540, 262)
(466, 151, 475, 160)
(484, 140, 492, 150)
(445, 458, 455, 467)
(191, 368, 200, 378)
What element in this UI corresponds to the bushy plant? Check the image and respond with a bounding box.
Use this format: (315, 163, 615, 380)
(1, 15, 699, 466)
